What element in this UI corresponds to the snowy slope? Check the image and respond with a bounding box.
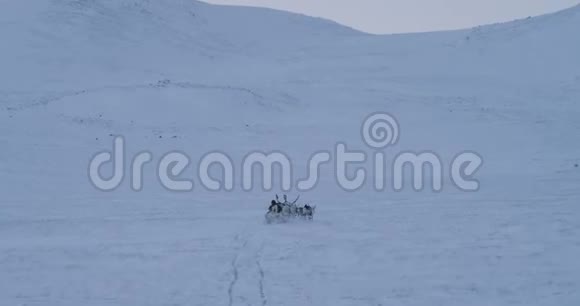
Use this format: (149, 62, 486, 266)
(1, 1, 580, 306)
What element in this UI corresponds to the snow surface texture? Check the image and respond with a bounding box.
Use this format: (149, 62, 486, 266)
(1, 1, 580, 305)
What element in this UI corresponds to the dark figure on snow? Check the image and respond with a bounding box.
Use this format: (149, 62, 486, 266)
(269, 200, 282, 213)
(303, 204, 313, 218)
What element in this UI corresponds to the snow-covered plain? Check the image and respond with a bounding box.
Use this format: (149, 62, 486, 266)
(1, 1, 580, 305)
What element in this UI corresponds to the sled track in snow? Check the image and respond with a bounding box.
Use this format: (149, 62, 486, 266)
(226, 231, 270, 306)
(2, 80, 268, 112)
(228, 235, 248, 306)
(256, 257, 268, 306)
(227, 258, 238, 306)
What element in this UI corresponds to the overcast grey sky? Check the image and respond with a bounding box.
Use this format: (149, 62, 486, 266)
(205, 0, 580, 34)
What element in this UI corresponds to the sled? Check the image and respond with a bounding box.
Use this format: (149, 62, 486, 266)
(265, 194, 315, 224)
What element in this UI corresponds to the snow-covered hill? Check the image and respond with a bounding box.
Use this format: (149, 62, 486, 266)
(1, 1, 579, 306)
(0, 0, 358, 91)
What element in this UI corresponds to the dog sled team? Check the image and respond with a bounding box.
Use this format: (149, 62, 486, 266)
(265, 194, 315, 224)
